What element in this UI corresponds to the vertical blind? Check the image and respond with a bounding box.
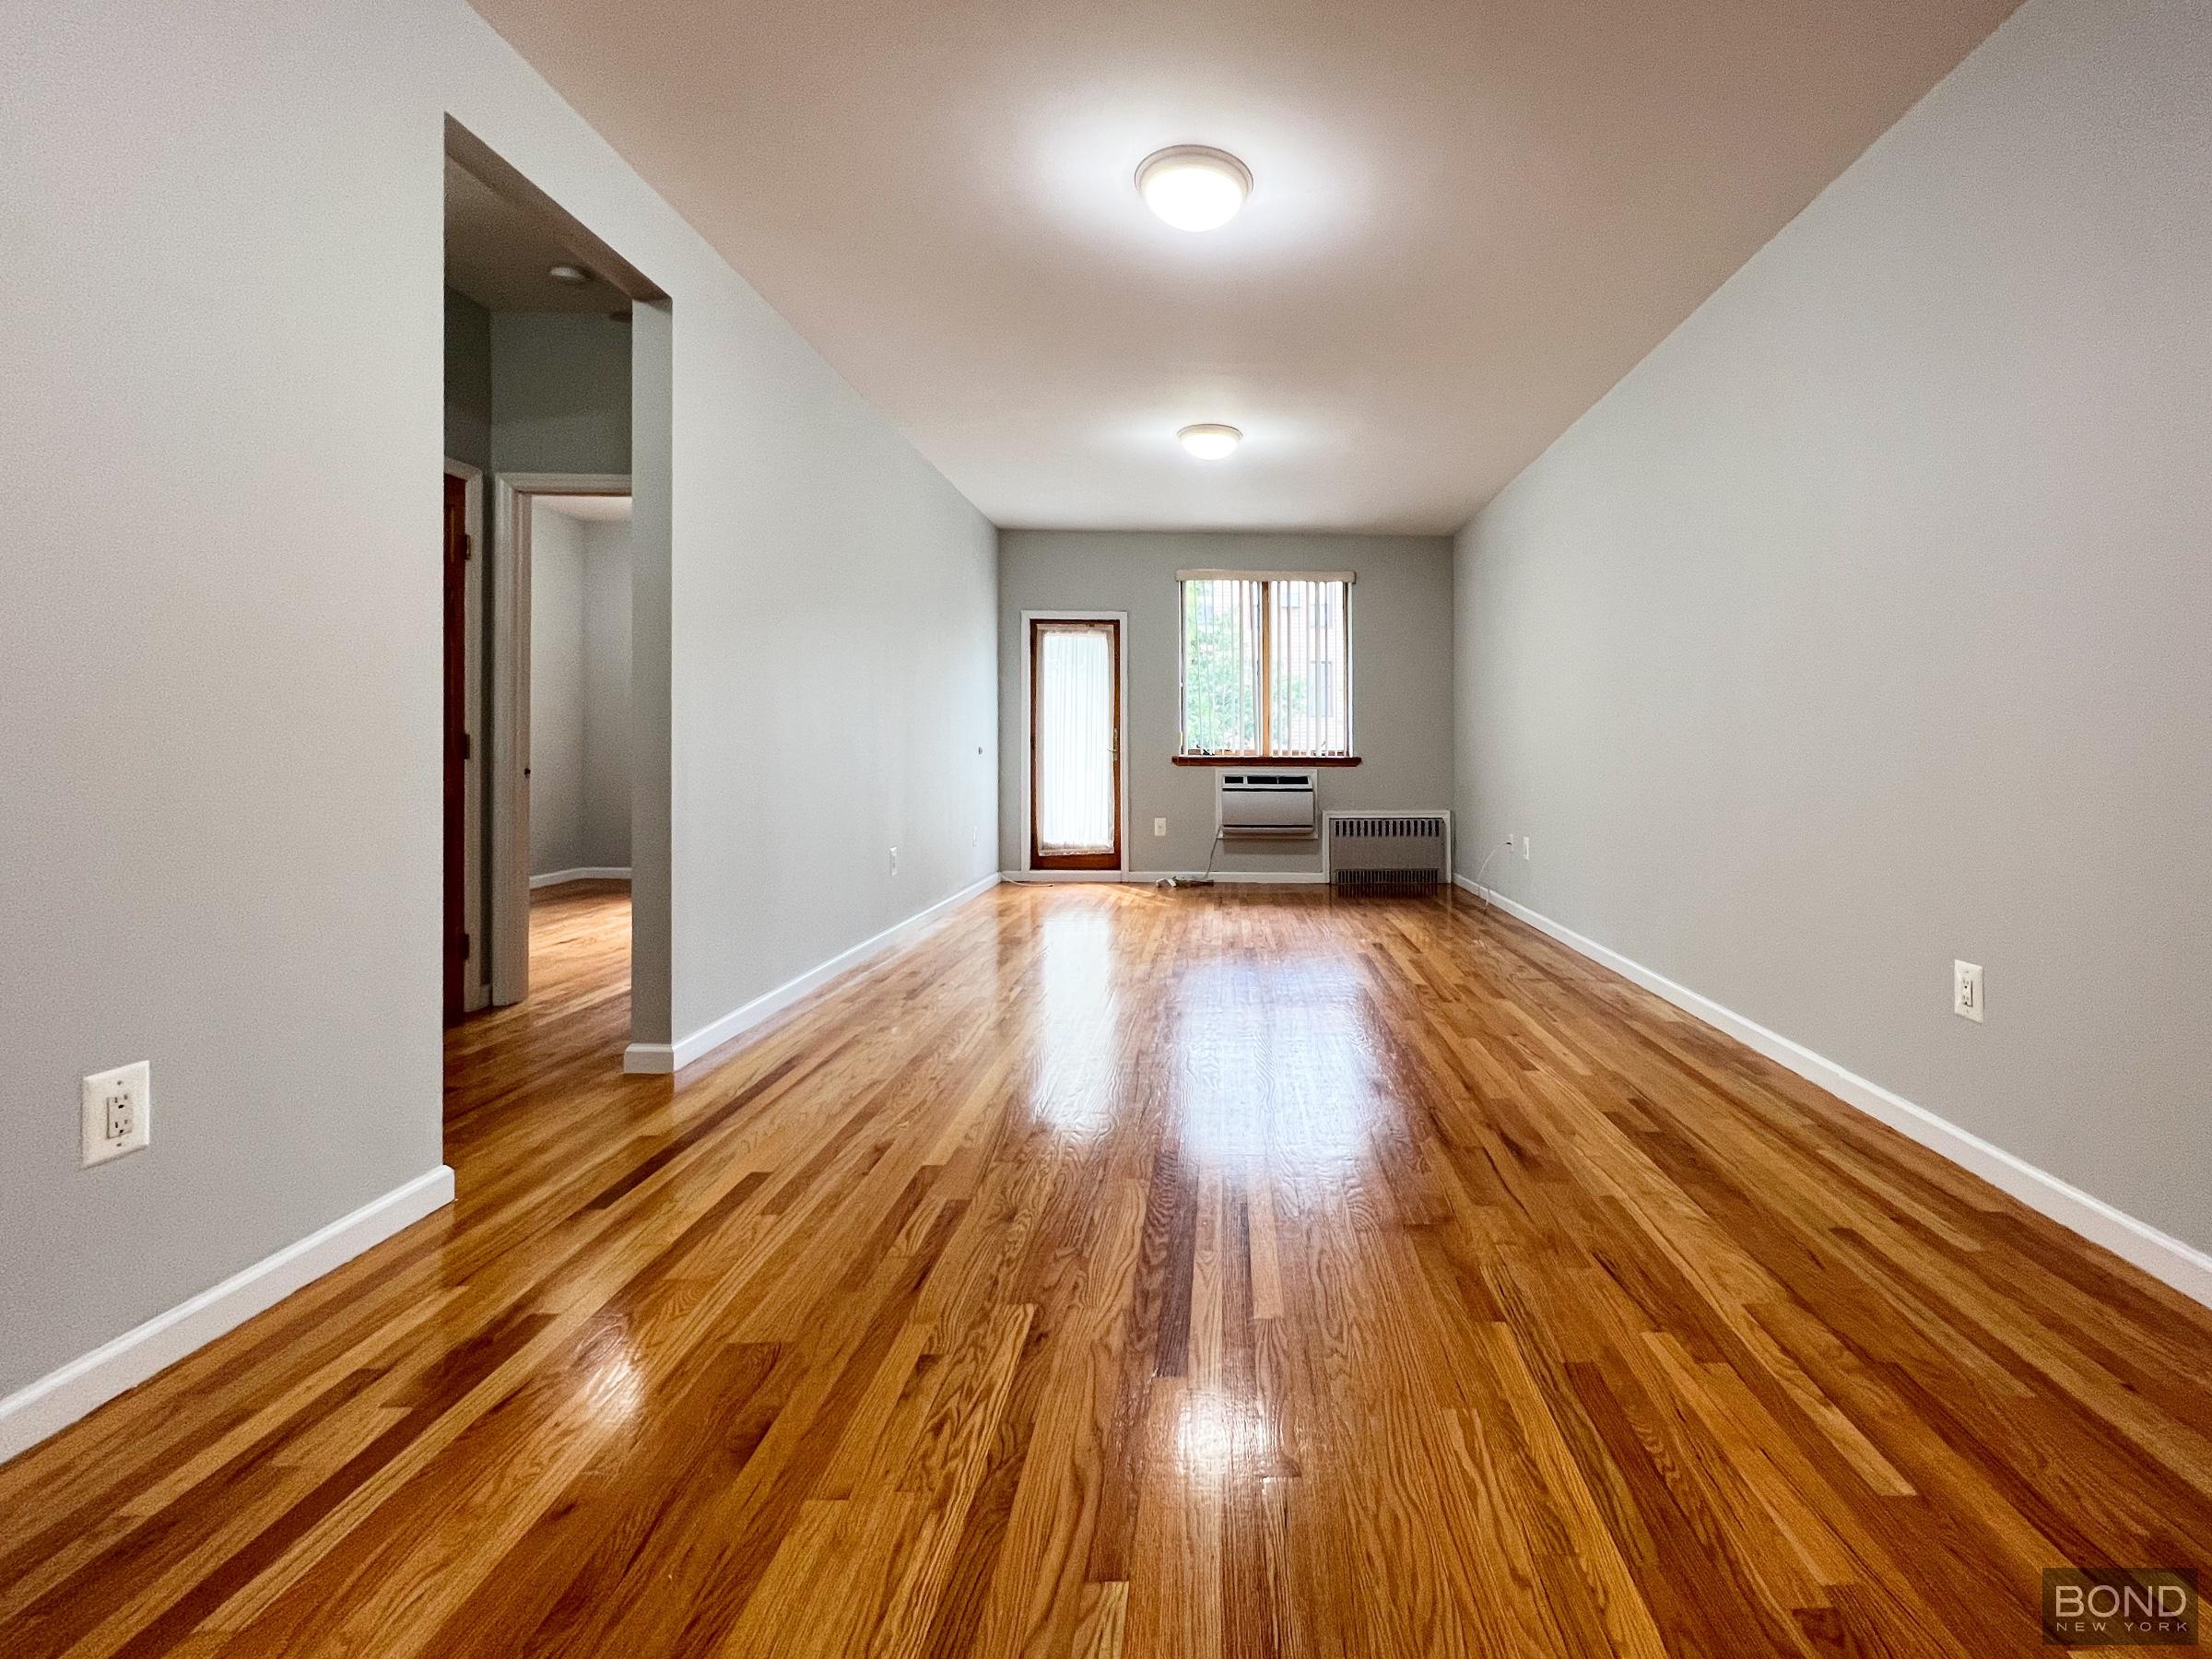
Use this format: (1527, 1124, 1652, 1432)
(1035, 627, 1116, 851)
(1179, 574, 1350, 757)
(1268, 577, 1348, 756)
(1178, 578, 1264, 755)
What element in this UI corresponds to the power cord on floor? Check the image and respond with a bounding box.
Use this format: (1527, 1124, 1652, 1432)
(1469, 837, 1513, 908)
(1159, 831, 1224, 888)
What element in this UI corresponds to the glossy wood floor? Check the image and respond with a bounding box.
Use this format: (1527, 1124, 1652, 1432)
(5, 879, 2210, 1657)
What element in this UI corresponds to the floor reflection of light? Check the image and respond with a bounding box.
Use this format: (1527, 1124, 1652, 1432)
(1169, 952, 1380, 1177)
(1175, 1388, 1272, 1481)
(584, 1345, 643, 1425)
(1033, 908, 1119, 1138)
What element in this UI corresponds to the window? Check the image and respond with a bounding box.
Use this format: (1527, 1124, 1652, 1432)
(1177, 571, 1352, 758)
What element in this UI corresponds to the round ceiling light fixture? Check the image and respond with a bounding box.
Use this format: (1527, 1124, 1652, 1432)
(1178, 423, 1242, 460)
(1136, 146, 1252, 231)
(547, 263, 591, 285)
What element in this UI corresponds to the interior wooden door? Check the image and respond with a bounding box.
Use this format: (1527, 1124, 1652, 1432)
(441, 472, 470, 1021)
(1030, 618, 1123, 871)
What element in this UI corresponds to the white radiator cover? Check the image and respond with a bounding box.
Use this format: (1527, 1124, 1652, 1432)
(1324, 811, 1453, 888)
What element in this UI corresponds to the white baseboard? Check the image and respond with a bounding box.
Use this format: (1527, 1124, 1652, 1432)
(1001, 869, 1327, 886)
(0, 1165, 455, 1464)
(624, 873, 1004, 1075)
(1453, 875, 2212, 1311)
(530, 866, 631, 888)
(1147, 870, 1328, 885)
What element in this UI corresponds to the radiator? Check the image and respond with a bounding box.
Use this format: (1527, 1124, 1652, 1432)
(1324, 812, 1453, 891)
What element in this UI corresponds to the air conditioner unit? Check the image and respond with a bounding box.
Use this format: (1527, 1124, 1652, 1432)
(1324, 811, 1453, 890)
(1217, 769, 1317, 838)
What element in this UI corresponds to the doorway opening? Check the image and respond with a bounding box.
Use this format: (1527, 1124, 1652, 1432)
(512, 484, 633, 994)
(441, 119, 666, 1070)
(1024, 613, 1128, 873)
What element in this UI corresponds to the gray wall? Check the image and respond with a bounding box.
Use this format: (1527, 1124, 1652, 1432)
(1454, 0, 2211, 1253)
(1, 0, 995, 1401)
(489, 312, 632, 478)
(628, 303, 677, 1046)
(581, 519, 634, 868)
(527, 505, 588, 875)
(443, 288, 492, 470)
(670, 389, 996, 1039)
(528, 507, 633, 876)
(999, 532, 1453, 876)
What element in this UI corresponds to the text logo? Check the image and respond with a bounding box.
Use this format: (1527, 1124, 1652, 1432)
(2044, 1569, 2197, 1646)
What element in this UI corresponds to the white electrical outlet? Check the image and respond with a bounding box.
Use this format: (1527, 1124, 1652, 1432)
(1154, 818, 1168, 837)
(1954, 960, 1984, 1023)
(888, 846, 899, 875)
(82, 1061, 151, 1167)
(1521, 835, 1532, 861)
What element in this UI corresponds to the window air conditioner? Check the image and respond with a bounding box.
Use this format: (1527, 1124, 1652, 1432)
(1217, 770, 1318, 839)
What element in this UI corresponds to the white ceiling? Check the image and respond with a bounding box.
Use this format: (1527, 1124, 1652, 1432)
(469, 0, 2020, 533)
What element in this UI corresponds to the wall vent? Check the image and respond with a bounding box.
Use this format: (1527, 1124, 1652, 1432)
(1324, 811, 1453, 891)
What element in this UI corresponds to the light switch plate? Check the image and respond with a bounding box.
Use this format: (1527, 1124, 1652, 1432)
(1154, 818, 1168, 837)
(82, 1061, 151, 1166)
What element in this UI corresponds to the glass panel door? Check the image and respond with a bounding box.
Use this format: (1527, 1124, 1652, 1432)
(1030, 619, 1121, 870)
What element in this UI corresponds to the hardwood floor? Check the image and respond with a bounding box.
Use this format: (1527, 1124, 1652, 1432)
(4, 878, 2208, 1656)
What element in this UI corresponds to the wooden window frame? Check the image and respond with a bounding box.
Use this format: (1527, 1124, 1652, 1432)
(1174, 571, 1358, 763)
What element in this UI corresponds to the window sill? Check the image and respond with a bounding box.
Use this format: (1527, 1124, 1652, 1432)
(1171, 754, 1361, 767)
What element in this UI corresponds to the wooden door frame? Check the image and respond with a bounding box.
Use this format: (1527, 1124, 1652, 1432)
(1020, 611, 1129, 876)
(488, 472, 631, 1006)
(443, 460, 488, 1014)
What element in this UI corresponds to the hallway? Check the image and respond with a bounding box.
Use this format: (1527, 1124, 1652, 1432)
(443, 878, 637, 1126)
(4, 882, 2209, 1655)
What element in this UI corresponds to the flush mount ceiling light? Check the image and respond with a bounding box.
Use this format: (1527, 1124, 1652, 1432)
(1178, 423, 1242, 460)
(547, 263, 590, 284)
(1136, 146, 1252, 231)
